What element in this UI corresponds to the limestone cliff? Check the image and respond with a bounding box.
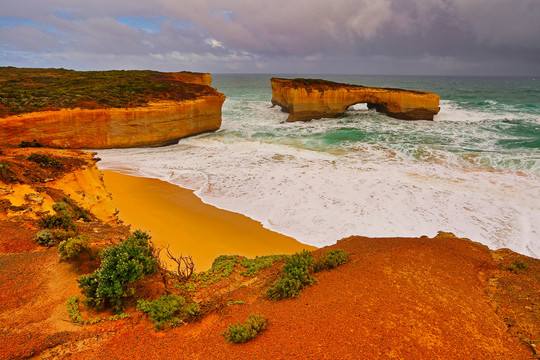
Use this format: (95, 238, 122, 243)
(161, 72, 213, 86)
(271, 78, 440, 121)
(0, 68, 225, 148)
(0, 97, 225, 148)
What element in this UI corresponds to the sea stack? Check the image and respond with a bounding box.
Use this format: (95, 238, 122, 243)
(0, 68, 226, 148)
(271, 78, 440, 121)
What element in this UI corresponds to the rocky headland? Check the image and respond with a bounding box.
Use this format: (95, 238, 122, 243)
(0, 147, 538, 359)
(271, 78, 440, 121)
(0, 68, 225, 148)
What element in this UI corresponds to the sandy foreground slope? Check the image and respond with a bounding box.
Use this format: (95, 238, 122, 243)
(0, 147, 538, 359)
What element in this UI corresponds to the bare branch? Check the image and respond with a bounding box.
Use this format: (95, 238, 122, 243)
(165, 245, 195, 282)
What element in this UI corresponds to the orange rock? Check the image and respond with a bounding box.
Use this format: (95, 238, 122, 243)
(0, 96, 225, 149)
(271, 78, 440, 121)
(161, 72, 213, 86)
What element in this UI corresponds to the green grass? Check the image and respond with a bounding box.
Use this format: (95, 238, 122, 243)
(240, 255, 288, 277)
(178, 254, 288, 292)
(0, 67, 215, 117)
(66, 296, 129, 325)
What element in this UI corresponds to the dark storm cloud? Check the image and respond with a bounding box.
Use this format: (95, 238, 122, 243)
(0, 0, 538, 75)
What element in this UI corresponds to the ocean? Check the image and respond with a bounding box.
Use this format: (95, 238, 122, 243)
(96, 74, 540, 258)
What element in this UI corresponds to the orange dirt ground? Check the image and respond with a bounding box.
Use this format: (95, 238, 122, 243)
(0, 148, 538, 359)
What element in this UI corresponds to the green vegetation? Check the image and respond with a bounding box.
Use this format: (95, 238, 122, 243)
(188, 255, 239, 290)
(177, 254, 288, 292)
(0, 67, 214, 117)
(58, 235, 90, 260)
(227, 300, 246, 306)
(0, 163, 17, 183)
(66, 296, 129, 325)
(314, 249, 349, 272)
(38, 199, 91, 232)
(18, 140, 43, 148)
(505, 259, 529, 273)
(38, 201, 77, 231)
(26, 153, 61, 169)
(35, 230, 55, 247)
(52, 229, 77, 242)
(59, 196, 93, 222)
(240, 255, 287, 277)
(137, 294, 200, 330)
(222, 313, 267, 344)
(265, 250, 317, 300)
(77, 230, 158, 311)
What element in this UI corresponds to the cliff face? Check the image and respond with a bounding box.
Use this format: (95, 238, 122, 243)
(0, 148, 118, 223)
(0, 69, 225, 148)
(271, 78, 440, 121)
(161, 72, 213, 86)
(0, 95, 225, 149)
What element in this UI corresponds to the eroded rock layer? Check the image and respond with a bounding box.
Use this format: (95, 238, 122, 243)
(271, 78, 440, 121)
(0, 97, 225, 148)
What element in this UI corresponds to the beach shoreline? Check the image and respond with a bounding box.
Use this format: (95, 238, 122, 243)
(101, 170, 316, 271)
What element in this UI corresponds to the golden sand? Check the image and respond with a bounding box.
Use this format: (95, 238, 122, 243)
(102, 171, 315, 271)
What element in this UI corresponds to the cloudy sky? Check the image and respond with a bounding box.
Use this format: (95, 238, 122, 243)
(1, 0, 539, 76)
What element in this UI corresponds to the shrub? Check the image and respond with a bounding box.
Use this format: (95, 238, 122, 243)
(265, 250, 316, 300)
(314, 249, 349, 272)
(19, 140, 43, 148)
(58, 235, 90, 260)
(38, 201, 77, 231)
(0, 163, 17, 183)
(52, 229, 77, 242)
(77, 230, 158, 312)
(505, 259, 529, 273)
(60, 196, 93, 222)
(137, 294, 200, 330)
(35, 230, 55, 247)
(26, 153, 61, 168)
(38, 214, 76, 231)
(222, 313, 267, 343)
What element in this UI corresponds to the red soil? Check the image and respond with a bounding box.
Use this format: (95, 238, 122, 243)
(0, 148, 538, 359)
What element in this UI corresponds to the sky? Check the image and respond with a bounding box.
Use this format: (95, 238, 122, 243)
(0, 0, 539, 76)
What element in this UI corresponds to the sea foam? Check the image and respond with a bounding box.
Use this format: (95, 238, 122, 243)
(96, 77, 540, 259)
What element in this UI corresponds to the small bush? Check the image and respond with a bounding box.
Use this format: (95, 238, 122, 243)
(58, 235, 90, 260)
(137, 294, 200, 330)
(52, 229, 77, 242)
(222, 313, 267, 343)
(314, 249, 349, 272)
(38, 214, 76, 231)
(19, 140, 43, 148)
(60, 196, 93, 222)
(265, 250, 316, 300)
(505, 259, 529, 273)
(35, 230, 55, 247)
(0, 163, 17, 183)
(77, 230, 158, 311)
(26, 153, 61, 168)
(38, 201, 78, 231)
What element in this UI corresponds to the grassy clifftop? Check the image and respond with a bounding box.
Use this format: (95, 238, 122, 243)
(0, 67, 216, 117)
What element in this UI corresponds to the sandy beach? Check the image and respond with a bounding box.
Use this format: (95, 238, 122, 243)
(102, 171, 315, 271)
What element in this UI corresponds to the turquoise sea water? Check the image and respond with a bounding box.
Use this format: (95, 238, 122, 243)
(96, 75, 540, 258)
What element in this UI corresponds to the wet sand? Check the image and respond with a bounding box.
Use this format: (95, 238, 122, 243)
(102, 171, 315, 271)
